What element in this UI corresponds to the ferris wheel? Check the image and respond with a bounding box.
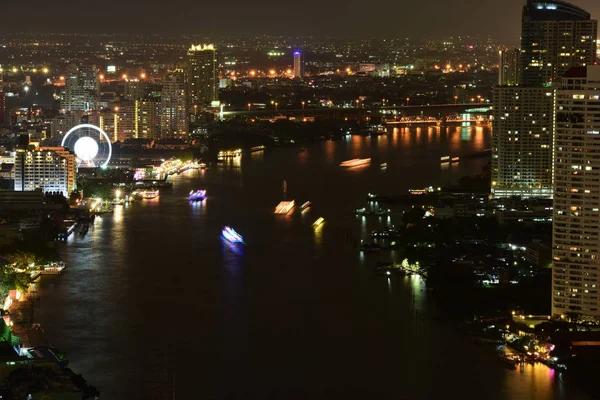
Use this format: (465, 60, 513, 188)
(61, 124, 112, 168)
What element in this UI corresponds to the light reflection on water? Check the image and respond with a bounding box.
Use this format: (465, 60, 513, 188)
(31, 126, 588, 399)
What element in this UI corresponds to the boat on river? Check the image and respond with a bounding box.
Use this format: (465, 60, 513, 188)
(340, 158, 371, 167)
(189, 190, 207, 201)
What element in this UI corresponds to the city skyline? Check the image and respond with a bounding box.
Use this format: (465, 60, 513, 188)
(2, 0, 599, 40)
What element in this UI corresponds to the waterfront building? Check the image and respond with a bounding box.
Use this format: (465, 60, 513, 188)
(38, 146, 76, 194)
(135, 99, 161, 139)
(293, 50, 304, 78)
(161, 70, 188, 137)
(61, 64, 100, 112)
(14, 149, 69, 197)
(552, 65, 600, 317)
(492, 0, 597, 199)
(499, 49, 520, 86)
(520, 0, 597, 87)
(491, 87, 556, 198)
(186, 44, 218, 111)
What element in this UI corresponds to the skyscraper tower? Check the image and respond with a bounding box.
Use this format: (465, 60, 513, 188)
(553, 65, 600, 316)
(161, 69, 188, 138)
(293, 51, 304, 78)
(520, 0, 597, 87)
(0, 67, 4, 125)
(491, 0, 598, 199)
(499, 49, 520, 86)
(186, 44, 218, 111)
(61, 64, 100, 112)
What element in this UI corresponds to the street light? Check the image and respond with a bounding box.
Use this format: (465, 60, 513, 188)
(248, 103, 251, 112)
(275, 102, 279, 112)
(406, 97, 410, 106)
(356, 99, 360, 108)
(454, 96, 458, 104)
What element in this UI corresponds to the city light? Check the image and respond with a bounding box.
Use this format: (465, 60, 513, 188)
(140, 72, 146, 79)
(249, 70, 256, 76)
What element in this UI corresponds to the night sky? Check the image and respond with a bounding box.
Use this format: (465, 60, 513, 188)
(2, 0, 600, 41)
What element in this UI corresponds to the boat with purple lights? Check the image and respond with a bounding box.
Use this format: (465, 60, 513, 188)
(189, 190, 207, 200)
(222, 226, 244, 243)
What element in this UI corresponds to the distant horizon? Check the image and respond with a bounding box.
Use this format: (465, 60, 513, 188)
(2, 0, 597, 42)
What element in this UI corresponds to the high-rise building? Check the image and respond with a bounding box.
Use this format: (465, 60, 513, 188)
(114, 103, 136, 142)
(161, 70, 188, 138)
(61, 64, 100, 112)
(14, 150, 69, 197)
(0, 68, 4, 126)
(186, 44, 218, 110)
(492, 0, 597, 199)
(135, 99, 161, 139)
(38, 146, 76, 194)
(124, 78, 146, 101)
(293, 51, 304, 78)
(520, 0, 597, 87)
(552, 65, 600, 317)
(491, 87, 556, 198)
(499, 49, 520, 86)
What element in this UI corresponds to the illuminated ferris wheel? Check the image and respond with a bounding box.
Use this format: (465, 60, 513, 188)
(61, 124, 112, 168)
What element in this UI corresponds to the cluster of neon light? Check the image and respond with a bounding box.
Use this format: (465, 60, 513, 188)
(189, 190, 207, 200)
(274, 200, 295, 214)
(222, 226, 243, 243)
(339, 158, 371, 167)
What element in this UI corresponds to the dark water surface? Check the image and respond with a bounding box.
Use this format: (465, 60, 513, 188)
(34, 127, 588, 399)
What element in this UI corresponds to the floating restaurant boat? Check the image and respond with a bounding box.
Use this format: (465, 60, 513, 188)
(222, 226, 244, 243)
(141, 190, 159, 199)
(38, 262, 66, 275)
(355, 208, 390, 216)
(218, 149, 242, 160)
(274, 200, 295, 214)
(312, 217, 325, 228)
(189, 190, 207, 200)
(340, 158, 371, 167)
(300, 201, 312, 209)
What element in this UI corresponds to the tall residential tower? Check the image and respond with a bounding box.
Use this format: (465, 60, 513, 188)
(186, 44, 218, 111)
(491, 0, 597, 199)
(552, 66, 600, 316)
(161, 70, 188, 137)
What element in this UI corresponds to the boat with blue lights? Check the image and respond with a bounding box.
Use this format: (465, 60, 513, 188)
(222, 226, 244, 243)
(189, 190, 207, 201)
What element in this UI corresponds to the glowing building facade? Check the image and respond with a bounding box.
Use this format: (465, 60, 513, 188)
(552, 66, 600, 316)
(161, 70, 188, 137)
(14, 150, 69, 197)
(186, 44, 218, 110)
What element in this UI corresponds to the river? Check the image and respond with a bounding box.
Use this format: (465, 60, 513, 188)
(33, 126, 589, 399)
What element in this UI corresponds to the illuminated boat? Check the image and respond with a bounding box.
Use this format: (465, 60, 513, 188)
(312, 217, 325, 228)
(250, 145, 265, 152)
(380, 162, 387, 169)
(440, 156, 450, 163)
(451, 157, 460, 162)
(340, 158, 371, 167)
(300, 201, 312, 209)
(189, 190, 207, 200)
(274, 200, 295, 214)
(222, 226, 244, 243)
(141, 190, 159, 199)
